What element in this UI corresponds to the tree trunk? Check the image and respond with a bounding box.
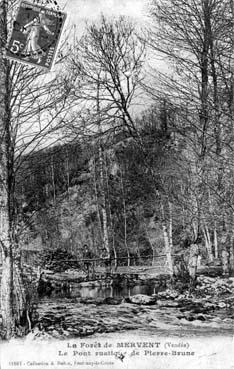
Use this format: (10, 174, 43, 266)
(0, 0, 27, 339)
(202, 225, 213, 262)
(111, 238, 118, 269)
(162, 224, 173, 276)
(65, 147, 70, 200)
(99, 145, 109, 258)
(200, 0, 210, 158)
(213, 226, 218, 259)
(1, 249, 14, 339)
(0, 195, 27, 340)
(51, 156, 56, 203)
(120, 168, 130, 266)
(92, 157, 103, 242)
(161, 203, 173, 276)
(168, 201, 173, 259)
(188, 243, 199, 285)
(96, 78, 110, 258)
(104, 154, 118, 268)
(0, 0, 14, 339)
(221, 248, 230, 275)
(143, 220, 155, 266)
(190, 193, 200, 240)
(205, 1, 221, 155)
(231, 0, 234, 117)
(229, 232, 234, 272)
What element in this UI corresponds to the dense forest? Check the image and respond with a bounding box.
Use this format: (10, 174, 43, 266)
(0, 0, 233, 339)
(18, 106, 172, 264)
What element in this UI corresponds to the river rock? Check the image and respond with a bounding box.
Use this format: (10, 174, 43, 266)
(103, 297, 123, 305)
(218, 302, 227, 309)
(80, 297, 103, 305)
(128, 294, 156, 305)
(178, 312, 206, 322)
(196, 275, 234, 296)
(158, 289, 179, 299)
(157, 300, 179, 308)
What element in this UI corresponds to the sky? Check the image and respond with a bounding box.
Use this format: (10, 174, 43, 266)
(66, 0, 149, 21)
(59, 0, 156, 114)
(17, 0, 152, 152)
(62, 0, 150, 35)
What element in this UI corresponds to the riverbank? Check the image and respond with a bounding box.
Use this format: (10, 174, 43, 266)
(1, 271, 233, 341)
(26, 274, 234, 340)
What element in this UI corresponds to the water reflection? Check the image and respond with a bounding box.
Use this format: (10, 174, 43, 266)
(50, 283, 157, 299)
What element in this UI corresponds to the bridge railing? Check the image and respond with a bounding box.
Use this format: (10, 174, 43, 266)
(36, 254, 170, 274)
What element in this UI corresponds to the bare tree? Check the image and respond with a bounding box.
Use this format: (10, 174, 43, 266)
(0, 0, 73, 338)
(62, 16, 146, 263)
(147, 0, 233, 266)
(65, 15, 146, 138)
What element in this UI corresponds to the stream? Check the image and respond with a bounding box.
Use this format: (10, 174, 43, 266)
(35, 278, 234, 340)
(49, 283, 157, 299)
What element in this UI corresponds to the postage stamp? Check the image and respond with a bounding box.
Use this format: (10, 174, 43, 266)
(6, 0, 67, 70)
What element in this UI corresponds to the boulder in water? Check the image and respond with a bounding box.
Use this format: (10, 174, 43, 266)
(157, 300, 179, 308)
(128, 294, 156, 305)
(158, 289, 179, 299)
(103, 297, 123, 305)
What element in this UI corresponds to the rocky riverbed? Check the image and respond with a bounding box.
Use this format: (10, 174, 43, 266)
(25, 274, 234, 340)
